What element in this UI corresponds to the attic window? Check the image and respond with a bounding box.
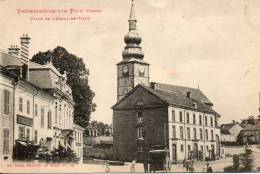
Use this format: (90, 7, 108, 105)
(193, 103, 197, 108)
(135, 100, 144, 106)
(186, 91, 191, 98)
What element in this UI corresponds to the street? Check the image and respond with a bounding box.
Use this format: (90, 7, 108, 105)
(1, 157, 233, 173)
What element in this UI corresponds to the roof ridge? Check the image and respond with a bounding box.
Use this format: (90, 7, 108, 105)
(155, 82, 199, 91)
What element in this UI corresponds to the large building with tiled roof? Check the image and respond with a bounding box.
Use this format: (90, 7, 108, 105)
(220, 122, 243, 145)
(112, 1, 221, 162)
(0, 34, 84, 163)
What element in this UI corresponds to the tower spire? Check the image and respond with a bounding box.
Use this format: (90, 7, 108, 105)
(129, 0, 136, 20)
(122, 0, 144, 60)
(129, 0, 137, 30)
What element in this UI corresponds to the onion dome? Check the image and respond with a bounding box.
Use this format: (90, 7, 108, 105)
(122, 0, 144, 60)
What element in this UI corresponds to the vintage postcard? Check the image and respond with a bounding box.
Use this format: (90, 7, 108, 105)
(1, 0, 260, 173)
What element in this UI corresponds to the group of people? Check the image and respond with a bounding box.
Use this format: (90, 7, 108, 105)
(183, 158, 195, 172)
(104, 158, 213, 173)
(183, 158, 213, 173)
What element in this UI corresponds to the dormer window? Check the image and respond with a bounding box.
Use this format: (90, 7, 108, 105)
(193, 103, 197, 108)
(137, 111, 143, 123)
(135, 100, 144, 106)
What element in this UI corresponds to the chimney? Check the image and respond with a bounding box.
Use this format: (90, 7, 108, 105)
(8, 45, 20, 57)
(20, 34, 31, 81)
(20, 34, 31, 63)
(186, 91, 191, 98)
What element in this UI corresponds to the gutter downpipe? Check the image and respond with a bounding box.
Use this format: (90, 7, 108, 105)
(203, 113, 206, 160)
(183, 109, 187, 159)
(12, 79, 18, 151)
(32, 88, 39, 143)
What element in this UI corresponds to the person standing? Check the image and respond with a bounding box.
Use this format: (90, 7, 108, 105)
(206, 162, 213, 173)
(130, 159, 136, 173)
(143, 160, 148, 173)
(104, 160, 110, 173)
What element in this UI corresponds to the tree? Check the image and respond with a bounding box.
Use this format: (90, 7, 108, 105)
(31, 46, 96, 127)
(240, 148, 254, 172)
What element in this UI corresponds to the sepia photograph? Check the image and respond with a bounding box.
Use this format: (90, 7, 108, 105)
(1, 0, 260, 173)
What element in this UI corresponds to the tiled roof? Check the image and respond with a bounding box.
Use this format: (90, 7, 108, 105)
(141, 85, 218, 115)
(30, 61, 61, 76)
(243, 124, 260, 131)
(220, 123, 237, 134)
(152, 82, 212, 105)
(0, 51, 23, 67)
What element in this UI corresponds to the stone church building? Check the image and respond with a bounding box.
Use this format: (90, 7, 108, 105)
(112, 1, 221, 162)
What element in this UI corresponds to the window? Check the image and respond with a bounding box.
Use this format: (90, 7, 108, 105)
(172, 125, 176, 138)
(137, 127, 144, 139)
(41, 107, 44, 128)
(205, 129, 208, 141)
(210, 117, 213, 127)
(35, 104, 38, 117)
(193, 114, 196, 125)
(187, 127, 190, 140)
(19, 126, 25, 140)
(137, 112, 143, 123)
(211, 130, 214, 140)
(199, 115, 202, 125)
(186, 113, 190, 123)
(27, 100, 30, 114)
(19, 97, 23, 112)
(200, 128, 203, 140)
(179, 111, 183, 123)
(180, 144, 184, 152)
(206, 145, 209, 151)
(26, 128, 30, 141)
(123, 89, 128, 95)
(205, 116, 208, 126)
(34, 130, 38, 143)
(172, 110, 175, 122)
(201, 145, 203, 152)
(180, 126, 183, 139)
(4, 90, 10, 115)
(138, 144, 143, 152)
(48, 111, 52, 129)
(3, 128, 10, 154)
(188, 145, 191, 151)
(193, 128, 197, 140)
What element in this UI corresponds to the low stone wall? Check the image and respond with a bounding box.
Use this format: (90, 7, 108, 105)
(83, 146, 113, 160)
(224, 146, 246, 156)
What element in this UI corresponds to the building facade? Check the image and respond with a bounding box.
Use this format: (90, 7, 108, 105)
(220, 122, 243, 145)
(117, 1, 149, 101)
(72, 124, 85, 163)
(0, 66, 16, 164)
(0, 34, 84, 162)
(238, 124, 260, 145)
(112, 1, 221, 163)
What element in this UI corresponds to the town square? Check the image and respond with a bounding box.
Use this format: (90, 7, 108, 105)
(1, 0, 260, 173)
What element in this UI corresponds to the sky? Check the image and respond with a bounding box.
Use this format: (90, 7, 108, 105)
(1, 0, 260, 124)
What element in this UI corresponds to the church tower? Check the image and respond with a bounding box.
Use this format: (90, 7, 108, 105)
(117, 0, 150, 101)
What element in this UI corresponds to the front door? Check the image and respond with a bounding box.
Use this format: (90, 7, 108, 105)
(172, 144, 177, 163)
(193, 143, 198, 160)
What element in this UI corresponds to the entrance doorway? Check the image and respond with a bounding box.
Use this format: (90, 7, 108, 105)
(172, 144, 177, 163)
(193, 143, 198, 160)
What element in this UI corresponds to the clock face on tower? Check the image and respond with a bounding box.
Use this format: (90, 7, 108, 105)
(122, 65, 129, 76)
(139, 66, 145, 73)
(139, 65, 145, 76)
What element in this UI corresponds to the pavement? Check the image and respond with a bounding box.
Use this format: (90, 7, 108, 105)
(1, 157, 233, 173)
